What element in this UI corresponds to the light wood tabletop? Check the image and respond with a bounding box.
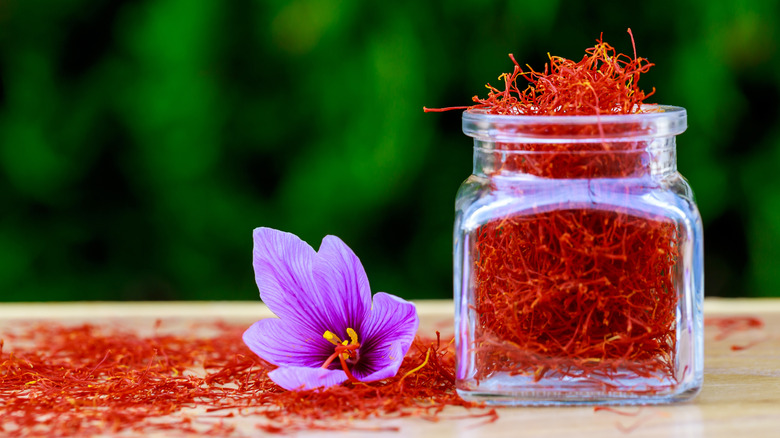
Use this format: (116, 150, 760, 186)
(1, 298, 778, 437)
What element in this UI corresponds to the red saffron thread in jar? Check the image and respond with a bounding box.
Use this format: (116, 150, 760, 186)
(473, 210, 678, 383)
(0, 323, 490, 436)
(428, 30, 681, 389)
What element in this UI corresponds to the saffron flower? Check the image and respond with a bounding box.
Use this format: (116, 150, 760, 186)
(243, 228, 419, 390)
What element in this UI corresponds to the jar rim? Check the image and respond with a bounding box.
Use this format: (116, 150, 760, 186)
(463, 105, 687, 142)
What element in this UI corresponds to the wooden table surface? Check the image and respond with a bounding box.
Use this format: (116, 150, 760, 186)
(1, 298, 779, 437)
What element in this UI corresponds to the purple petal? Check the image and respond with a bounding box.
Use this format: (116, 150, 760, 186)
(310, 235, 372, 335)
(352, 292, 418, 380)
(268, 366, 348, 391)
(355, 341, 408, 382)
(252, 228, 331, 334)
(243, 318, 333, 368)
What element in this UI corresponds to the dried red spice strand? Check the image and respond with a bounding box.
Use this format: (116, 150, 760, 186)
(704, 316, 763, 341)
(425, 29, 655, 116)
(429, 31, 682, 390)
(473, 210, 679, 385)
(0, 323, 489, 437)
(704, 316, 766, 351)
(594, 406, 671, 434)
(614, 413, 666, 435)
(594, 406, 643, 417)
(427, 30, 659, 179)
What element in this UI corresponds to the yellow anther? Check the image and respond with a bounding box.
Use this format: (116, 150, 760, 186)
(322, 330, 342, 346)
(323, 328, 359, 347)
(346, 328, 359, 345)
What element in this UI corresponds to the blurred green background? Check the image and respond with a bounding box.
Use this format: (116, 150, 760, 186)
(1, 0, 778, 301)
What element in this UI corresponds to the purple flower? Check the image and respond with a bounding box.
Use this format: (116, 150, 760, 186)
(243, 228, 419, 390)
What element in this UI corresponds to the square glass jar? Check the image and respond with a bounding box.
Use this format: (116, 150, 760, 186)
(453, 107, 703, 405)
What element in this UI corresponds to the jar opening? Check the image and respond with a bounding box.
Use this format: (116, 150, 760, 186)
(463, 105, 686, 143)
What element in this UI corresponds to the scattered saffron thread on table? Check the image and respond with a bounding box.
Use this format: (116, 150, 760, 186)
(594, 406, 671, 434)
(594, 406, 643, 417)
(614, 412, 670, 435)
(704, 316, 766, 351)
(0, 323, 492, 436)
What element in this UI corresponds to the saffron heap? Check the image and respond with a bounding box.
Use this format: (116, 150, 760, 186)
(425, 30, 654, 116)
(0, 322, 492, 436)
(430, 31, 682, 389)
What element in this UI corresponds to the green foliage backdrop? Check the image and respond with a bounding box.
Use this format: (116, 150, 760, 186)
(1, 0, 778, 301)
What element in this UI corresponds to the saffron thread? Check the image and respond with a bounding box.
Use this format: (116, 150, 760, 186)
(0, 322, 490, 435)
(428, 30, 682, 390)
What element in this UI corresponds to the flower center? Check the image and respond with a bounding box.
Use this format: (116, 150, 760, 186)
(321, 328, 360, 382)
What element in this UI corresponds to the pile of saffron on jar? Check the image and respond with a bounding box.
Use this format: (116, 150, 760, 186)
(0, 322, 494, 436)
(430, 30, 684, 391)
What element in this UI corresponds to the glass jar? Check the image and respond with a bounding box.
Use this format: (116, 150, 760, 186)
(453, 106, 703, 405)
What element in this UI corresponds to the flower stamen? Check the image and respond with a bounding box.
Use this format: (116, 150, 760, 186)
(323, 330, 342, 346)
(321, 328, 361, 382)
(346, 328, 358, 345)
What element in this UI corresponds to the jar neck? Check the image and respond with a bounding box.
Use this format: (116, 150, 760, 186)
(462, 105, 686, 179)
(473, 138, 677, 179)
